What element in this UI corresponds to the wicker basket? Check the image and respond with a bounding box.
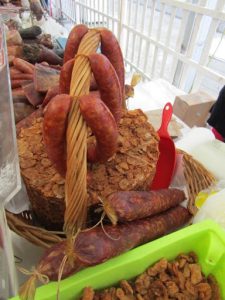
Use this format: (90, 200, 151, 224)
(7, 27, 216, 249)
(6, 149, 216, 248)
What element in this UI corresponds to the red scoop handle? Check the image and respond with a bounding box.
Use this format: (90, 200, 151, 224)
(158, 102, 173, 138)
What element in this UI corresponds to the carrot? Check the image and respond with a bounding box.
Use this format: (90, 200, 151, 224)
(11, 73, 33, 80)
(10, 67, 22, 76)
(13, 58, 34, 74)
(11, 79, 32, 89)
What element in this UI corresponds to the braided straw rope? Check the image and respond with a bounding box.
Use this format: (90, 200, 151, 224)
(64, 30, 101, 235)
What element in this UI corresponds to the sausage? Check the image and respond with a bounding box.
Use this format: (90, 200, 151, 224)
(59, 58, 75, 94)
(100, 29, 125, 99)
(63, 24, 88, 64)
(79, 93, 118, 163)
(88, 53, 122, 123)
(74, 206, 190, 266)
(60, 58, 98, 94)
(90, 74, 98, 91)
(42, 85, 60, 107)
(43, 94, 72, 177)
(19, 205, 191, 300)
(104, 189, 186, 225)
(13, 57, 34, 74)
(10, 66, 22, 76)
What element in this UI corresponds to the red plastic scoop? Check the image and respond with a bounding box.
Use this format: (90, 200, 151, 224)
(150, 102, 176, 190)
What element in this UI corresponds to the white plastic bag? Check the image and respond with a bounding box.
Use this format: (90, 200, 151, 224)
(192, 188, 225, 230)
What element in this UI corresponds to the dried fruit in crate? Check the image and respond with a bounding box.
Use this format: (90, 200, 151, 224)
(80, 252, 221, 300)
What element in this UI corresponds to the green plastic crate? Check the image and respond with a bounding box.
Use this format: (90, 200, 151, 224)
(12, 220, 225, 300)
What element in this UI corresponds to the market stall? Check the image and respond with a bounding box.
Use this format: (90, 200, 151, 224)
(1, 1, 225, 300)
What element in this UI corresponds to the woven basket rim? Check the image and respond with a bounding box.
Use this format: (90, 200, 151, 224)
(6, 210, 64, 248)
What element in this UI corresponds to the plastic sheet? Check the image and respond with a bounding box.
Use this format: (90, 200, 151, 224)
(0, 21, 21, 299)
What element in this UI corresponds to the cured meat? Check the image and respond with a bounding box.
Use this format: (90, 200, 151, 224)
(43, 94, 72, 177)
(100, 29, 125, 100)
(79, 93, 118, 163)
(63, 24, 88, 63)
(34, 63, 60, 93)
(88, 53, 122, 123)
(42, 85, 60, 107)
(104, 189, 186, 225)
(22, 82, 44, 107)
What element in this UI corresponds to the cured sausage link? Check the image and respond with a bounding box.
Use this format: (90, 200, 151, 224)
(88, 53, 122, 124)
(43, 94, 72, 177)
(29, 206, 190, 284)
(104, 189, 186, 225)
(79, 93, 118, 163)
(75, 206, 191, 266)
(100, 29, 125, 99)
(59, 58, 98, 94)
(59, 58, 75, 94)
(42, 85, 60, 107)
(63, 24, 88, 64)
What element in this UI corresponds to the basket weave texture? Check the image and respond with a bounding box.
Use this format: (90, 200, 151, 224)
(6, 149, 216, 248)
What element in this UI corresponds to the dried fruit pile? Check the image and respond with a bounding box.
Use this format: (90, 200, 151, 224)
(81, 252, 221, 300)
(88, 109, 159, 205)
(17, 109, 159, 227)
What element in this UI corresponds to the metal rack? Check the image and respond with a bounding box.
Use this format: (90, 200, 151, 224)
(50, 0, 225, 96)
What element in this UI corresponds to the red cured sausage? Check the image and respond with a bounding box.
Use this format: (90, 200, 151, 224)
(59, 58, 75, 94)
(88, 53, 122, 123)
(90, 74, 98, 91)
(60, 58, 98, 94)
(19, 205, 191, 299)
(104, 189, 186, 225)
(63, 24, 88, 64)
(79, 93, 118, 163)
(42, 85, 60, 107)
(43, 94, 72, 177)
(100, 29, 125, 98)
